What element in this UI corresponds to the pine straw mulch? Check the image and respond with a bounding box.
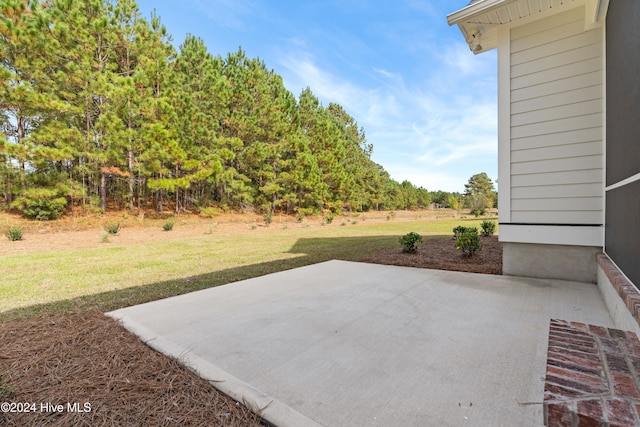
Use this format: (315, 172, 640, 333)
(361, 235, 502, 275)
(0, 310, 263, 427)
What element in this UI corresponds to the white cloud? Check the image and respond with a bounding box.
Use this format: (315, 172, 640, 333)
(411, 100, 498, 166)
(276, 47, 386, 121)
(274, 36, 498, 192)
(137, 0, 498, 191)
(443, 43, 477, 75)
(373, 68, 395, 79)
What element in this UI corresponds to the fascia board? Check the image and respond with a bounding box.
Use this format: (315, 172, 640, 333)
(447, 0, 518, 26)
(596, 0, 609, 21)
(585, 0, 610, 29)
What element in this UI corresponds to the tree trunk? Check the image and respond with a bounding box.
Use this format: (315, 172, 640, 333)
(174, 165, 180, 214)
(100, 169, 107, 211)
(128, 148, 134, 210)
(80, 156, 86, 209)
(2, 157, 12, 205)
(17, 115, 25, 188)
(155, 188, 163, 212)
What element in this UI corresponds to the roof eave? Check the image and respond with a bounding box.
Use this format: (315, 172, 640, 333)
(447, 0, 610, 55)
(446, 0, 516, 26)
(446, 0, 517, 55)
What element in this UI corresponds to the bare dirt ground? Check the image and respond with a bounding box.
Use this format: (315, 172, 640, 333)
(0, 209, 501, 426)
(0, 209, 453, 256)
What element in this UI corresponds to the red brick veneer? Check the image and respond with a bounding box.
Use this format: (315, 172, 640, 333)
(597, 253, 640, 327)
(544, 319, 640, 426)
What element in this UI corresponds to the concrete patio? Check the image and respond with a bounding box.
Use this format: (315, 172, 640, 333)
(108, 260, 614, 426)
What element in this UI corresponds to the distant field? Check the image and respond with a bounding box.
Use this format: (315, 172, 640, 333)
(0, 210, 497, 320)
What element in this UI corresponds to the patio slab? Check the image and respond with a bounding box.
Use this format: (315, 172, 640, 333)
(108, 260, 614, 427)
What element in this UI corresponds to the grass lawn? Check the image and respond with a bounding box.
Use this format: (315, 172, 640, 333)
(0, 214, 496, 321)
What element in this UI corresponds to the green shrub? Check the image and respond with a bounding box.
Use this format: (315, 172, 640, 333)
(399, 232, 423, 253)
(87, 196, 104, 215)
(101, 234, 110, 243)
(455, 227, 482, 257)
(104, 222, 120, 234)
(199, 207, 221, 218)
(163, 220, 174, 231)
(323, 212, 334, 224)
(453, 225, 467, 239)
(296, 207, 315, 222)
(5, 226, 23, 241)
(480, 220, 496, 236)
(11, 193, 67, 220)
(262, 206, 273, 226)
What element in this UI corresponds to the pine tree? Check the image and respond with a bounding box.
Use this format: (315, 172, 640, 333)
(1, 0, 84, 216)
(174, 35, 232, 210)
(109, 0, 146, 210)
(135, 11, 182, 213)
(298, 88, 349, 212)
(464, 172, 496, 214)
(0, 0, 48, 201)
(0, 0, 428, 217)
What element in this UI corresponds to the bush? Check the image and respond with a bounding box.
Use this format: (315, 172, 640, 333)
(262, 206, 273, 226)
(199, 207, 221, 218)
(454, 227, 482, 257)
(163, 220, 174, 231)
(296, 207, 315, 222)
(5, 226, 23, 241)
(399, 232, 423, 253)
(87, 196, 104, 215)
(453, 225, 467, 239)
(480, 220, 496, 236)
(104, 222, 120, 234)
(11, 194, 67, 220)
(323, 212, 334, 224)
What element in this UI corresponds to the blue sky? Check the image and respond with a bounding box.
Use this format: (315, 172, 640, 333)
(135, 0, 498, 193)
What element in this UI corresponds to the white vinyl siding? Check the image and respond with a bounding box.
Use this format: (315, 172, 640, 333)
(509, 6, 604, 225)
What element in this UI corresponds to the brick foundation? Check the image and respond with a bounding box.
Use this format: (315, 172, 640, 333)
(544, 319, 640, 426)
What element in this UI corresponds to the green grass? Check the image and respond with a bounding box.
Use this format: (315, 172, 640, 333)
(0, 217, 496, 321)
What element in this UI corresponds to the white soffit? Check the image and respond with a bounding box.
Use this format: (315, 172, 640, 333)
(447, 0, 609, 55)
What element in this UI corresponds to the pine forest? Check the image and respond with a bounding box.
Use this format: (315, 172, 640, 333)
(0, 0, 434, 219)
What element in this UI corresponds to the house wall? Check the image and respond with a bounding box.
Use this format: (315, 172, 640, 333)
(509, 6, 604, 226)
(605, 0, 640, 289)
(498, 5, 605, 281)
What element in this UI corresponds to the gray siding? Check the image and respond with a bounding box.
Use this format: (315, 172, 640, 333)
(605, 0, 640, 289)
(606, 1, 640, 185)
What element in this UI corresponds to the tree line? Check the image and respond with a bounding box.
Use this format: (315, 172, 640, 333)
(0, 0, 444, 219)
